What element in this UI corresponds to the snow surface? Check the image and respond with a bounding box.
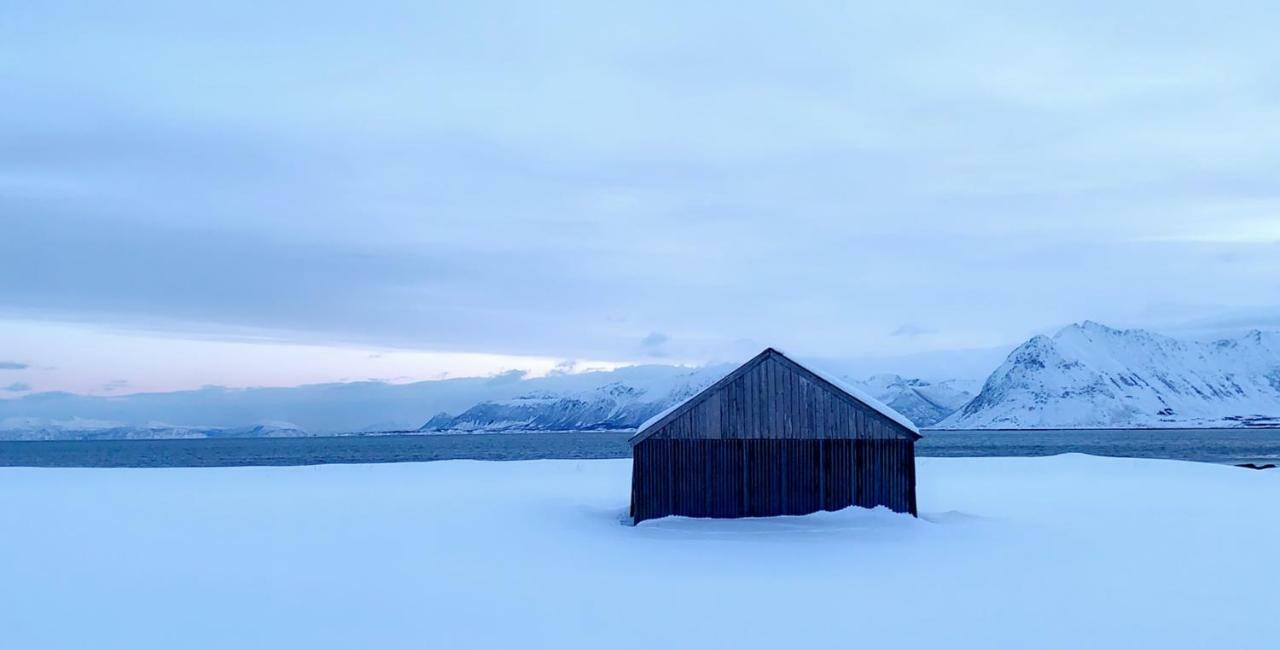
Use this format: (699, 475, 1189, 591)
(2, 455, 1276, 649)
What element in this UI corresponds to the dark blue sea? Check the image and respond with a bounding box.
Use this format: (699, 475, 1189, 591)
(1, 429, 1279, 468)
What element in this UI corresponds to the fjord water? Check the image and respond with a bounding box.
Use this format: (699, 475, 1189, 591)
(1, 428, 1278, 468)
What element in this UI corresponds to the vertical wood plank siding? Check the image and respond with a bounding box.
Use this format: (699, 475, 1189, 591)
(631, 439, 917, 523)
(630, 351, 919, 524)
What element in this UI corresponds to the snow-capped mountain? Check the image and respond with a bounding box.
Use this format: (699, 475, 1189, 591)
(854, 375, 979, 427)
(938, 321, 1280, 429)
(419, 370, 975, 432)
(0, 418, 310, 441)
(419, 366, 730, 432)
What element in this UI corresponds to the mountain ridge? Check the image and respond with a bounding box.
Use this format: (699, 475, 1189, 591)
(418, 371, 976, 433)
(936, 321, 1280, 429)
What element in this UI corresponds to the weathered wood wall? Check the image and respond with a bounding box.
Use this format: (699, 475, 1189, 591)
(631, 439, 916, 523)
(629, 350, 919, 525)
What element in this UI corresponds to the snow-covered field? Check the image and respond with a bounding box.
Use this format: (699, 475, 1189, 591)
(2, 456, 1276, 649)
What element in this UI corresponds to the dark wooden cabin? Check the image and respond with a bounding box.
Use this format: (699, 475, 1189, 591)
(629, 348, 920, 525)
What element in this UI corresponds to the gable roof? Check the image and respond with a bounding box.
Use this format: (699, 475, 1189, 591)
(630, 347, 922, 445)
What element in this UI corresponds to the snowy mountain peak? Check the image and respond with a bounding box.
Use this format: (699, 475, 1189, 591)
(940, 323, 1280, 429)
(1073, 320, 1116, 334)
(837, 374, 977, 427)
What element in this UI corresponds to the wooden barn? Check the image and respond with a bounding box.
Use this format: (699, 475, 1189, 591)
(629, 348, 920, 525)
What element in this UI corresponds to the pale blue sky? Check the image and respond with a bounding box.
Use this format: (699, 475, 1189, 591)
(4, 1, 1280, 393)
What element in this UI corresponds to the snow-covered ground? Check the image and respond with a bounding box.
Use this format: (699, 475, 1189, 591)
(1, 456, 1276, 649)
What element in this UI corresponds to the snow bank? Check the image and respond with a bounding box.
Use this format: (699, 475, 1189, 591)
(1, 456, 1276, 649)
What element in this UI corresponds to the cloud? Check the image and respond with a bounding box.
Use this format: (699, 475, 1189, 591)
(4, 1, 1280, 373)
(640, 332, 671, 357)
(640, 332, 669, 347)
(485, 370, 528, 385)
(890, 324, 934, 338)
(3, 382, 31, 392)
(0, 361, 29, 370)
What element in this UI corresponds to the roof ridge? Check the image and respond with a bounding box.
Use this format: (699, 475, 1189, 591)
(630, 347, 921, 445)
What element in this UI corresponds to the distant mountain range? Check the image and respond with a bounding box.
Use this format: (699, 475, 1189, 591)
(0, 363, 978, 440)
(418, 372, 977, 433)
(0, 366, 742, 440)
(0, 418, 307, 441)
(418, 364, 728, 433)
(846, 375, 977, 430)
(2, 322, 1278, 439)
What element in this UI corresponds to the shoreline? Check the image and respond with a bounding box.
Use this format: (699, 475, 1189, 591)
(3, 429, 1280, 469)
(3, 423, 1280, 445)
